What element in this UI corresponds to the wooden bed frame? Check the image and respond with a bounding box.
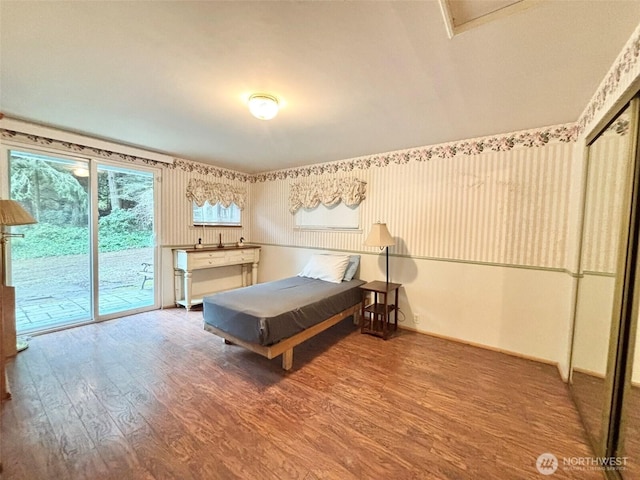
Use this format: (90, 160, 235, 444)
(203, 302, 362, 370)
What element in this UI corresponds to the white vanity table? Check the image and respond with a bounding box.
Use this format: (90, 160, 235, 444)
(173, 245, 260, 310)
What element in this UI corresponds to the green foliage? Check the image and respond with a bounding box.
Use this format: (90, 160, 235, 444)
(99, 208, 138, 232)
(98, 209, 153, 252)
(10, 156, 89, 225)
(8, 152, 155, 260)
(98, 168, 153, 221)
(98, 231, 153, 253)
(11, 223, 89, 259)
(12, 212, 153, 259)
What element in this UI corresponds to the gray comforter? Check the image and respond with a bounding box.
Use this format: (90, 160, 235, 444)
(203, 276, 365, 346)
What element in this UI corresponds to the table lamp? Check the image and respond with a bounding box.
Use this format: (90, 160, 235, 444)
(364, 222, 395, 285)
(0, 200, 37, 353)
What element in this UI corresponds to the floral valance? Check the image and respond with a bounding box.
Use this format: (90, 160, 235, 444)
(186, 179, 247, 210)
(289, 178, 367, 213)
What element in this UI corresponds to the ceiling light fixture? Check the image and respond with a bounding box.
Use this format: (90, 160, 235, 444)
(248, 94, 279, 120)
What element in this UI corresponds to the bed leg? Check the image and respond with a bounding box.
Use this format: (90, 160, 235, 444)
(282, 349, 293, 371)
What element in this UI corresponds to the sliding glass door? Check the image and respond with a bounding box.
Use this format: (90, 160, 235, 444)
(8, 150, 92, 333)
(6, 148, 158, 334)
(97, 164, 155, 316)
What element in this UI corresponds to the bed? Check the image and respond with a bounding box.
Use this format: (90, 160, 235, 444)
(202, 254, 363, 370)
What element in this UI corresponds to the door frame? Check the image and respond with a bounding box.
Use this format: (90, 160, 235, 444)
(0, 141, 162, 329)
(93, 158, 162, 321)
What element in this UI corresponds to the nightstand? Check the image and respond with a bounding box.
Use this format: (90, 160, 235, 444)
(359, 281, 401, 340)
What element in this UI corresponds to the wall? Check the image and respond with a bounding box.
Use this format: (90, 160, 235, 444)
(248, 15, 640, 375)
(158, 161, 251, 306)
(252, 135, 575, 268)
(258, 244, 575, 364)
(250, 128, 578, 369)
(0, 119, 583, 370)
(251, 15, 640, 379)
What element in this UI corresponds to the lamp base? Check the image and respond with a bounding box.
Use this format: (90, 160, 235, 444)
(1, 285, 17, 357)
(16, 338, 28, 353)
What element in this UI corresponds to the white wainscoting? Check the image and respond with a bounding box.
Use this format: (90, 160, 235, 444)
(257, 244, 575, 376)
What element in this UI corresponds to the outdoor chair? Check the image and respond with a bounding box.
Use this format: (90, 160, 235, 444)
(139, 262, 153, 289)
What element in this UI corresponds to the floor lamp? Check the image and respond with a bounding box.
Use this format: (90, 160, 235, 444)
(0, 200, 37, 353)
(364, 222, 395, 285)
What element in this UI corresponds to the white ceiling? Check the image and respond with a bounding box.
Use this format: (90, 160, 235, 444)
(1, 1, 639, 173)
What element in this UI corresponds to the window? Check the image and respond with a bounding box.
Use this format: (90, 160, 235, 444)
(289, 177, 366, 230)
(294, 202, 360, 230)
(193, 201, 241, 226)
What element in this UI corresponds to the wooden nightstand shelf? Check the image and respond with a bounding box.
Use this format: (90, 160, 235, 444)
(360, 281, 401, 340)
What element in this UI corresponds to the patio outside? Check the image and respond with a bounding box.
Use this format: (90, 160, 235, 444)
(14, 247, 154, 333)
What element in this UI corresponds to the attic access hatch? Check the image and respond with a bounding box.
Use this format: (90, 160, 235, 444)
(438, 0, 541, 38)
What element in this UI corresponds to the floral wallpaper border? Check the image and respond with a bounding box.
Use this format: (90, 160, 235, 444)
(2, 122, 580, 185)
(0, 129, 251, 182)
(605, 113, 630, 137)
(251, 123, 578, 183)
(172, 159, 250, 182)
(577, 24, 640, 135)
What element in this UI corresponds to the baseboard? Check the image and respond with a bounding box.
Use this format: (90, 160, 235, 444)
(572, 366, 606, 379)
(398, 324, 564, 379)
(557, 364, 569, 383)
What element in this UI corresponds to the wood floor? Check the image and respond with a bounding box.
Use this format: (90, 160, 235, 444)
(571, 370, 640, 479)
(2, 309, 600, 479)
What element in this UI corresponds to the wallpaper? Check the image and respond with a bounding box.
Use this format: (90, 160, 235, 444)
(251, 140, 575, 271)
(580, 120, 633, 275)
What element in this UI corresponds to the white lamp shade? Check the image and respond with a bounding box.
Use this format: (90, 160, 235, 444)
(364, 222, 394, 247)
(0, 200, 36, 226)
(248, 94, 279, 120)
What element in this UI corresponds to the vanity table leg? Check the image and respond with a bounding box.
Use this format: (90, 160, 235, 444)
(174, 268, 183, 307)
(241, 265, 247, 287)
(184, 271, 193, 311)
(251, 262, 258, 285)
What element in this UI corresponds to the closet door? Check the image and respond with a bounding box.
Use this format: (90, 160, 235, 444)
(619, 308, 640, 477)
(570, 100, 640, 459)
(616, 106, 640, 477)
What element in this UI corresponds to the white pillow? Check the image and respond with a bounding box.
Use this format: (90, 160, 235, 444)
(298, 254, 351, 283)
(343, 255, 361, 281)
